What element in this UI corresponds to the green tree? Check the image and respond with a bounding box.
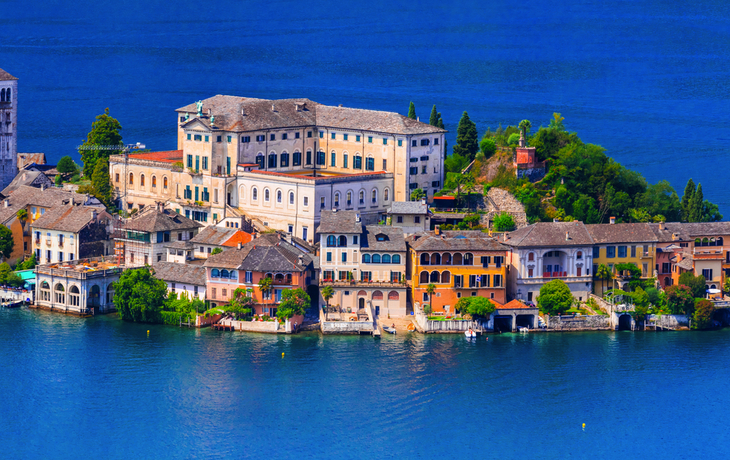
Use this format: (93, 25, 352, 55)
(548, 112, 565, 131)
(723, 277, 730, 295)
(463, 214, 481, 229)
(321, 285, 334, 310)
(465, 297, 495, 319)
(80, 108, 123, 178)
(681, 178, 695, 222)
(428, 105, 439, 126)
(444, 153, 470, 173)
(665, 285, 695, 315)
(113, 267, 167, 323)
(410, 188, 426, 201)
(226, 287, 254, 319)
(507, 133, 520, 146)
(91, 156, 112, 206)
(258, 276, 273, 311)
(211, 247, 223, 255)
(56, 156, 78, 174)
(518, 119, 531, 143)
(691, 299, 715, 330)
(453, 111, 479, 161)
(16, 253, 36, 271)
(701, 200, 723, 222)
(54, 175, 63, 186)
(479, 137, 496, 158)
(678, 272, 707, 298)
(426, 283, 436, 312)
(596, 264, 613, 296)
(0, 225, 14, 260)
(407, 102, 416, 120)
(688, 183, 704, 223)
(537, 280, 574, 315)
(493, 212, 516, 231)
(630, 287, 650, 322)
(276, 288, 311, 320)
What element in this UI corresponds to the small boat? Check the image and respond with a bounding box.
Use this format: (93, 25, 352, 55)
(465, 329, 477, 338)
(2, 301, 22, 308)
(518, 326, 529, 333)
(382, 325, 397, 334)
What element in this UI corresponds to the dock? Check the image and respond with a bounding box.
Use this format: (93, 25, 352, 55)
(212, 323, 236, 331)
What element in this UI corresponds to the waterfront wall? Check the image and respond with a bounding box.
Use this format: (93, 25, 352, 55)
(196, 314, 223, 328)
(218, 318, 281, 333)
(546, 314, 611, 331)
(414, 312, 482, 333)
(646, 314, 689, 328)
(321, 320, 374, 334)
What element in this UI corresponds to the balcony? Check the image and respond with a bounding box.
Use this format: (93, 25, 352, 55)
(58, 241, 64, 249)
(321, 279, 407, 288)
(543, 271, 568, 278)
(45, 240, 52, 247)
(34, 239, 40, 246)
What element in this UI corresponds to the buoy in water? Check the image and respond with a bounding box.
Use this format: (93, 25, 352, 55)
(582, 423, 585, 431)
(282, 352, 285, 358)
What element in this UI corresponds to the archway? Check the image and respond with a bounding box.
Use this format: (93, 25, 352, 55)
(618, 314, 632, 331)
(88, 285, 101, 314)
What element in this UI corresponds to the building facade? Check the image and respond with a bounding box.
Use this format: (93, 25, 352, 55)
(0, 69, 18, 191)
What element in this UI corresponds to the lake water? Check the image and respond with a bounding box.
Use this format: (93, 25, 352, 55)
(1, 0, 730, 213)
(2, 307, 730, 459)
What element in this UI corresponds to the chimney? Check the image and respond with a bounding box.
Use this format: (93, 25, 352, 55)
(294, 103, 300, 111)
(285, 233, 292, 244)
(3, 199, 8, 208)
(504, 232, 510, 240)
(565, 231, 570, 241)
(421, 197, 426, 205)
(207, 108, 212, 117)
(271, 104, 275, 111)
(338, 104, 342, 107)
(435, 225, 440, 235)
(417, 116, 420, 122)
(355, 213, 361, 223)
(553, 218, 559, 222)
(241, 108, 245, 117)
(609, 216, 616, 224)
(41, 184, 45, 191)
(298, 254, 304, 265)
(659, 222, 666, 231)
(672, 233, 679, 241)
(91, 209, 97, 220)
(237, 242, 242, 249)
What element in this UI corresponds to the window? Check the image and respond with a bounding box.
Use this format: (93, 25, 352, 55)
(431, 181, 440, 188)
(702, 268, 713, 280)
(382, 138, 388, 145)
(295, 132, 300, 139)
(317, 151, 325, 165)
(353, 235, 358, 244)
(631, 245, 637, 257)
(356, 135, 361, 142)
(434, 138, 439, 145)
(341, 252, 347, 263)
(187, 133, 191, 140)
(242, 136, 251, 143)
(252, 187, 258, 201)
(326, 252, 332, 262)
(397, 216, 403, 223)
(593, 247, 600, 258)
(354, 155, 362, 169)
(264, 189, 270, 202)
(420, 156, 429, 161)
(282, 133, 288, 140)
(618, 246, 627, 258)
(303, 197, 309, 206)
(268, 153, 277, 168)
(366, 157, 374, 171)
(289, 192, 294, 205)
(270, 133, 276, 141)
(414, 216, 421, 224)
(115, 173, 119, 183)
(334, 193, 340, 207)
(410, 158, 418, 163)
(326, 236, 337, 247)
(277, 190, 282, 203)
(331, 132, 336, 140)
(362, 254, 371, 263)
(410, 167, 418, 175)
(256, 135, 265, 142)
(382, 159, 387, 170)
(421, 139, 430, 146)
(577, 251, 583, 260)
(293, 151, 301, 166)
(398, 139, 402, 147)
(343, 134, 348, 141)
(412, 140, 417, 147)
(163, 177, 168, 189)
(129, 173, 134, 185)
(607, 246, 616, 258)
(343, 154, 348, 168)
(307, 131, 312, 138)
(204, 136, 209, 142)
(280, 152, 289, 167)
(306, 150, 312, 165)
(202, 157, 208, 170)
(217, 135, 222, 143)
(347, 192, 352, 206)
(245, 271, 252, 283)
(194, 134, 202, 141)
(319, 131, 324, 138)
(331, 151, 336, 167)
(368, 136, 373, 143)
(359, 191, 364, 205)
(372, 189, 377, 203)
(320, 197, 326, 209)
(421, 165, 427, 174)
(384, 189, 389, 201)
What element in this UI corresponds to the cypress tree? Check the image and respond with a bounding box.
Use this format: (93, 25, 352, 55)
(681, 178, 695, 221)
(689, 183, 704, 223)
(91, 157, 112, 207)
(407, 102, 417, 120)
(429, 105, 439, 126)
(452, 111, 478, 161)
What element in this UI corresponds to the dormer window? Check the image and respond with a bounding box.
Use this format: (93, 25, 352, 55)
(375, 234, 389, 242)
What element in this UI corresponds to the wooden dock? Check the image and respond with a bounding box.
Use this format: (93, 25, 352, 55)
(212, 323, 235, 331)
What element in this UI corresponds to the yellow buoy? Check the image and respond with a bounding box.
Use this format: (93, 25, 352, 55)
(282, 352, 285, 358)
(582, 423, 585, 431)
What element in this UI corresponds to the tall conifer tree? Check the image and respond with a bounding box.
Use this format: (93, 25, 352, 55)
(689, 183, 704, 223)
(91, 157, 112, 207)
(452, 111, 478, 161)
(681, 178, 695, 222)
(407, 102, 417, 120)
(429, 105, 439, 126)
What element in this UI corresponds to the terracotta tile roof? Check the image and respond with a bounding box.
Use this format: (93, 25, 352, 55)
(190, 226, 253, 247)
(501, 222, 594, 247)
(585, 223, 658, 244)
(407, 230, 508, 251)
(497, 299, 536, 310)
(222, 230, 254, 247)
(176, 95, 446, 135)
(0, 68, 17, 81)
(17, 153, 46, 169)
(127, 150, 183, 163)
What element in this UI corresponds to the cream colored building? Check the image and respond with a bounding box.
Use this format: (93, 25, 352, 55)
(110, 96, 446, 244)
(31, 205, 113, 264)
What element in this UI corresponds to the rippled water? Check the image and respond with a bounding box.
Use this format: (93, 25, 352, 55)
(2, 0, 730, 214)
(2, 307, 729, 459)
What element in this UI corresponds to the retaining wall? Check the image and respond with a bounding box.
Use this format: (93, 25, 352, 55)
(414, 313, 481, 333)
(546, 314, 611, 331)
(321, 320, 374, 334)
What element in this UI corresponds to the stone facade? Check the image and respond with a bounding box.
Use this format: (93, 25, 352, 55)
(0, 69, 18, 191)
(483, 188, 528, 229)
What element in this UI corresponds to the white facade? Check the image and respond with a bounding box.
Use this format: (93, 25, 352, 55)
(508, 246, 594, 303)
(166, 281, 205, 302)
(35, 260, 121, 315)
(0, 71, 18, 191)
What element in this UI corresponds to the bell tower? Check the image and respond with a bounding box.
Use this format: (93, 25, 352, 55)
(0, 68, 18, 191)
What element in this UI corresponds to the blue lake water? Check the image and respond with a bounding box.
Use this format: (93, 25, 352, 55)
(2, 307, 730, 459)
(1, 0, 730, 213)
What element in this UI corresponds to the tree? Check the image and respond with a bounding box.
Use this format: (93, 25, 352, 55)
(465, 297, 495, 319)
(211, 247, 223, 255)
(537, 280, 574, 315)
(321, 285, 334, 310)
(518, 119, 531, 143)
(630, 287, 650, 322)
(691, 299, 715, 330)
(426, 283, 436, 312)
(0, 225, 14, 260)
(113, 267, 167, 323)
(54, 175, 63, 186)
(665, 285, 695, 315)
(453, 111, 478, 161)
(258, 276, 273, 312)
(507, 133, 520, 146)
(226, 287, 254, 319)
(596, 264, 613, 296)
(681, 178, 695, 222)
(80, 108, 123, 178)
(688, 183, 704, 223)
(492, 212, 516, 232)
(548, 112, 566, 131)
(16, 209, 27, 222)
(56, 156, 78, 174)
(723, 277, 730, 295)
(678, 272, 707, 298)
(479, 137, 496, 158)
(454, 174, 474, 203)
(276, 288, 311, 320)
(463, 214, 481, 229)
(407, 102, 416, 120)
(16, 253, 36, 271)
(410, 188, 426, 201)
(429, 105, 439, 126)
(91, 156, 112, 206)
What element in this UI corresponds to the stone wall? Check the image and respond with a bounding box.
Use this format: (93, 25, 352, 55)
(414, 312, 481, 333)
(545, 314, 611, 331)
(646, 314, 689, 328)
(321, 320, 374, 334)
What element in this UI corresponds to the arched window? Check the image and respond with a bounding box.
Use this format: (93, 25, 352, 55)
(221, 269, 230, 279)
(289, 192, 294, 205)
(268, 153, 277, 169)
(140, 174, 145, 186)
(229, 271, 238, 281)
(152, 176, 157, 187)
(359, 190, 364, 204)
(372, 291, 383, 300)
(354, 154, 362, 169)
(464, 253, 474, 265)
(430, 271, 440, 283)
(163, 177, 168, 189)
(431, 253, 441, 265)
(371, 189, 377, 203)
(576, 251, 583, 259)
(420, 271, 429, 284)
(264, 189, 270, 202)
(40, 281, 51, 302)
(420, 253, 430, 265)
(280, 152, 289, 167)
(5, 88, 9, 102)
(55, 283, 65, 304)
(211, 269, 220, 278)
(338, 235, 347, 247)
(334, 193, 340, 207)
(719, 237, 724, 246)
(275, 273, 285, 283)
(327, 235, 337, 247)
(392, 254, 401, 264)
(528, 252, 535, 262)
(441, 271, 451, 284)
(362, 254, 371, 263)
(453, 253, 463, 265)
(384, 189, 389, 201)
(277, 190, 282, 203)
(129, 173, 134, 185)
(0, 89, 4, 102)
(239, 186, 245, 201)
(372, 254, 381, 263)
(347, 192, 352, 206)
(252, 187, 258, 201)
(442, 253, 452, 265)
(388, 291, 399, 300)
(382, 254, 391, 264)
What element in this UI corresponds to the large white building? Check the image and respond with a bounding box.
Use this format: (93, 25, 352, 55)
(109, 96, 446, 243)
(0, 68, 18, 191)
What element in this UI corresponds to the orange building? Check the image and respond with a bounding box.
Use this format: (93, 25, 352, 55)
(407, 228, 508, 314)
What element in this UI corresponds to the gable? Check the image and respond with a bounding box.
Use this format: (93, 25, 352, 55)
(180, 118, 211, 131)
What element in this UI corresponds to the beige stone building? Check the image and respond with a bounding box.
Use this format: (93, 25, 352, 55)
(31, 205, 113, 264)
(110, 96, 446, 243)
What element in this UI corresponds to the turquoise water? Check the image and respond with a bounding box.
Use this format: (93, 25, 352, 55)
(2, 307, 729, 459)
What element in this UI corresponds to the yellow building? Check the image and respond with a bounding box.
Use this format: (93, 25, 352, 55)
(586, 222, 658, 295)
(406, 228, 508, 314)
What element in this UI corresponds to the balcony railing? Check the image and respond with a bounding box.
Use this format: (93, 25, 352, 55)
(321, 279, 407, 287)
(543, 271, 568, 278)
(45, 240, 52, 247)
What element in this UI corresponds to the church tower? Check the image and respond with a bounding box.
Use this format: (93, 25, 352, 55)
(0, 68, 18, 191)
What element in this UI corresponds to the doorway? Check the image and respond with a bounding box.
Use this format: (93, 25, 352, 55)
(494, 315, 513, 333)
(618, 314, 632, 331)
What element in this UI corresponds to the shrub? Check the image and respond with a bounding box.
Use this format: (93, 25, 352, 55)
(493, 212, 516, 232)
(692, 299, 715, 330)
(538, 280, 574, 315)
